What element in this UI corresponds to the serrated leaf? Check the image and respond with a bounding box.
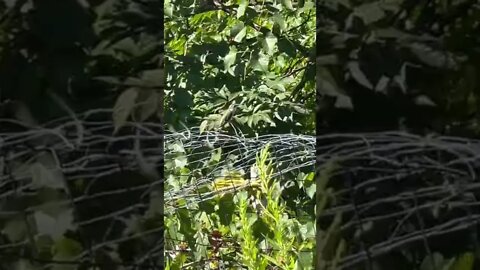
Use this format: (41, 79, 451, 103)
(113, 88, 138, 133)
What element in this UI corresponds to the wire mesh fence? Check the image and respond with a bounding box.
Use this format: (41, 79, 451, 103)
(0, 109, 163, 269)
(3, 110, 480, 269)
(316, 132, 480, 270)
(165, 129, 315, 210)
(166, 130, 480, 269)
(164, 129, 316, 269)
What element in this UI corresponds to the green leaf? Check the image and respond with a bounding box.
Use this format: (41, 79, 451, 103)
(252, 52, 270, 72)
(334, 95, 353, 110)
(262, 32, 277, 56)
(199, 120, 209, 134)
(113, 88, 138, 133)
(146, 190, 163, 217)
(224, 46, 238, 75)
(93, 76, 122, 85)
(230, 22, 245, 37)
(52, 237, 83, 270)
(420, 253, 446, 270)
(347, 61, 373, 89)
(281, 0, 294, 10)
(450, 252, 474, 270)
(140, 69, 164, 88)
(174, 155, 188, 168)
(236, 0, 248, 18)
(234, 25, 247, 43)
(354, 2, 385, 25)
(2, 217, 27, 242)
(30, 160, 65, 190)
(296, 251, 313, 269)
(34, 208, 74, 240)
(415, 95, 436, 107)
(306, 183, 316, 199)
(13, 259, 35, 270)
(165, 0, 173, 17)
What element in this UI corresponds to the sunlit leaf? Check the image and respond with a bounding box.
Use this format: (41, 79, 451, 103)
(236, 0, 248, 18)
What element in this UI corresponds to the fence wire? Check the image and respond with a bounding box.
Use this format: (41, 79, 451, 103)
(164, 128, 315, 211)
(164, 128, 316, 269)
(165, 129, 480, 269)
(0, 109, 163, 269)
(316, 132, 480, 269)
(3, 111, 480, 270)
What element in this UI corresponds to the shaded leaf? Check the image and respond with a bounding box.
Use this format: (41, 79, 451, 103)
(34, 209, 74, 240)
(224, 46, 238, 75)
(354, 2, 385, 25)
(30, 161, 65, 190)
(415, 95, 436, 106)
(113, 88, 139, 133)
(348, 61, 373, 89)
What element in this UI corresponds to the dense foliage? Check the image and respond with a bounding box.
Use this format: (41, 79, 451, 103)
(318, 0, 480, 137)
(165, 0, 315, 135)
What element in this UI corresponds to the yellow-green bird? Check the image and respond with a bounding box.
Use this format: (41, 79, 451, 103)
(210, 167, 261, 195)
